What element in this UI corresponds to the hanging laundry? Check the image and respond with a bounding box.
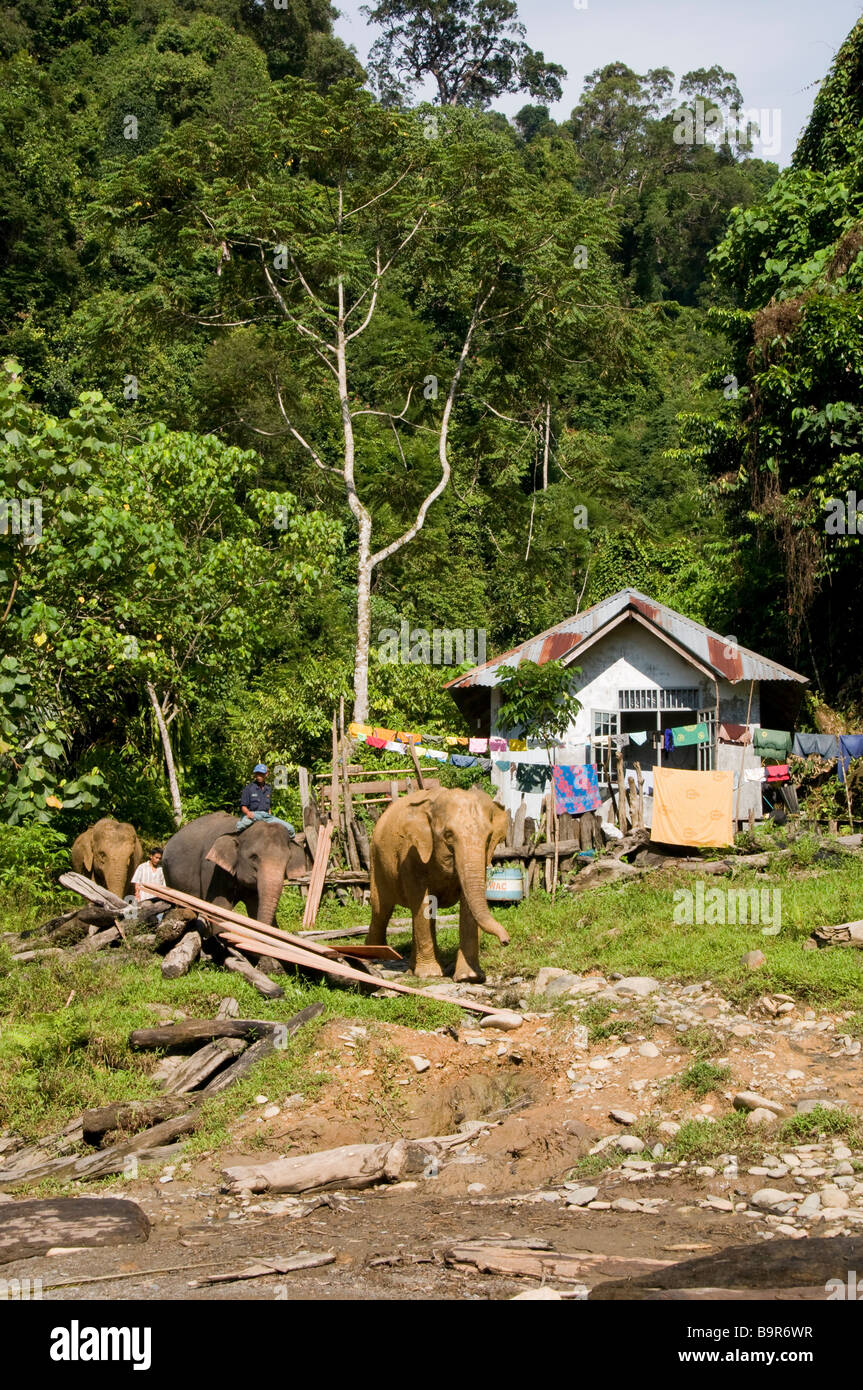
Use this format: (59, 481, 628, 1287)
(551, 764, 601, 816)
(450, 754, 477, 768)
(672, 722, 709, 748)
(793, 733, 839, 758)
(469, 737, 489, 754)
(397, 731, 423, 745)
(838, 734, 863, 783)
(384, 740, 406, 754)
(744, 767, 765, 783)
(610, 733, 629, 752)
(489, 737, 508, 752)
(366, 736, 387, 749)
(348, 722, 372, 739)
(719, 723, 750, 745)
(373, 727, 396, 743)
(651, 768, 734, 849)
(515, 764, 551, 793)
(753, 728, 792, 763)
(508, 739, 527, 751)
(417, 746, 448, 762)
(494, 761, 512, 773)
(663, 728, 674, 753)
(765, 764, 790, 783)
(352, 731, 368, 744)
(629, 730, 649, 746)
(477, 757, 492, 771)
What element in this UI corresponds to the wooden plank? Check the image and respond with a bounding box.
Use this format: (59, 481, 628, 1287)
(164, 1037, 246, 1094)
(58, 872, 127, 911)
(0, 1197, 150, 1265)
(82, 1098, 192, 1145)
(224, 951, 284, 999)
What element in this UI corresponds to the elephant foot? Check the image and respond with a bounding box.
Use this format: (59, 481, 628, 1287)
(453, 953, 485, 984)
(410, 955, 444, 979)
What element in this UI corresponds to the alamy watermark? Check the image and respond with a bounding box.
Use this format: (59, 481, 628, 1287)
(826, 1270, 863, 1300)
(0, 497, 42, 544)
(673, 879, 781, 929)
(825, 491, 863, 535)
(672, 99, 781, 160)
(377, 620, 486, 666)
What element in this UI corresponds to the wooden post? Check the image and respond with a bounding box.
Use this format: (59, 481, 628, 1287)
(615, 749, 628, 835)
(734, 680, 755, 826)
(634, 761, 644, 829)
(407, 739, 425, 790)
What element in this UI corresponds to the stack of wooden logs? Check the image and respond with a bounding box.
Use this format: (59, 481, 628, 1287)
(0, 1000, 324, 1189)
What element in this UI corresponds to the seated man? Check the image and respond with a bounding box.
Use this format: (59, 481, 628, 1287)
(237, 763, 295, 836)
(131, 846, 166, 902)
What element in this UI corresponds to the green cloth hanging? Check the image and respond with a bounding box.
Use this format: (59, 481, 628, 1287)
(753, 728, 792, 763)
(672, 721, 710, 748)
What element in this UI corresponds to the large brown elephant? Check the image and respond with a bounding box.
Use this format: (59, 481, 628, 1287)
(161, 812, 308, 925)
(70, 817, 144, 899)
(367, 786, 509, 982)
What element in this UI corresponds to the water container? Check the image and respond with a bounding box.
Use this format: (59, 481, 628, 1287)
(486, 864, 525, 904)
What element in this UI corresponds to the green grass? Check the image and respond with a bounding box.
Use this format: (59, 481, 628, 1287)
(679, 1060, 732, 1098)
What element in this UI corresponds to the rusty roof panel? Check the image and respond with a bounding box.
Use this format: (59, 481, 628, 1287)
(445, 588, 808, 690)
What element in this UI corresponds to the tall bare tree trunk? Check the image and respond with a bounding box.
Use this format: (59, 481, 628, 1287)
(146, 682, 182, 826)
(542, 400, 550, 491)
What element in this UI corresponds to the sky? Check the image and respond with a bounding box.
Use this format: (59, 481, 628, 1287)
(332, 0, 863, 165)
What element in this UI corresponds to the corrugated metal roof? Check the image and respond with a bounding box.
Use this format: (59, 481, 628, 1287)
(445, 589, 808, 689)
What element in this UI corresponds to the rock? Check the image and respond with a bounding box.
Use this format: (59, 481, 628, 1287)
(704, 1196, 734, 1212)
(751, 1189, 795, 1210)
(746, 1108, 781, 1128)
(638, 1042, 659, 1058)
(741, 950, 766, 969)
(408, 1056, 431, 1073)
(611, 1198, 641, 1212)
(467, 1183, 486, 1194)
(833, 1145, 853, 1161)
(534, 967, 568, 994)
(589, 1057, 611, 1071)
(733, 1092, 786, 1117)
(819, 1185, 850, 1209)
(795, 1098, 845, 1114)
(614, 977, 660, 997)
(618, 1136, 645, 1154)
(564, 1185, 598, 1207)
(511, 1288, 564, 1300)
(566, 978, 606, 996)
(609, 1109, 637, 1126)
(658, 1121, 680, 1136)
(261, 1105, 280, 1119)
(730, 1023, 756, 1037)
(478, 1012, 523, 1031)
(255, 1095, 269, 1105)
(798, 1193, 821, 1216)
(785, 1070, 804, 1080)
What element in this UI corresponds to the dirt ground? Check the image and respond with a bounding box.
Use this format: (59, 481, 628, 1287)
(7, 972, 863, 1301)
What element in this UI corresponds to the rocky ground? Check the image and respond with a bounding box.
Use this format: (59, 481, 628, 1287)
(5, 962, 863, 1300)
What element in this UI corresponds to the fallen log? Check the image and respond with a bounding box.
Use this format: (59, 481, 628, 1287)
(0, 1110, 199, 1188)
(806, 920, 863, 949)
(161, 929, 202, 979)
(70, 925, 120, 955)
(58, 872, 127, 911)
(0, 1197, 150, 1265)
(588, 1235, 863, 1299)
(222, 1132, 473, 1194)
(190, 1251, 336, 1286)
(224, 950, 284, 998)
(129, 1018, 281, 1050)
(166, 1037, 246, 1094)
(201, 1002, 324, 1096)
(446, 1243, 672, 1281)
(82, 1097, 192, 1146)
(154, 909, 199, 950)
(12, 947, 65, 962)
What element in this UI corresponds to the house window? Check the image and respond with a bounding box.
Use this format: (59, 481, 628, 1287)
(619, 689, 658, 711)
(661, 687, 700, 710)
(592, 710, 620, 738)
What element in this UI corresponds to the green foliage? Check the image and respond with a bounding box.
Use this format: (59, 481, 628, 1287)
(497, 659, 582, 751)
(679, 1059, 731, 1097)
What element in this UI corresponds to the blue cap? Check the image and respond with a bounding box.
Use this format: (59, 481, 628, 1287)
(253, 763, 268, 774)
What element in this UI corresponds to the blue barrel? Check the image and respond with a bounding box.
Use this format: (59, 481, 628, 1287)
(486, 865, 525, 904)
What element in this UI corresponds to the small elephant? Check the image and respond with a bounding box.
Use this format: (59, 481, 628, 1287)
(70, 817, 144, 900)
(367, 785, 509, 982)
(161, 812, 307, 925)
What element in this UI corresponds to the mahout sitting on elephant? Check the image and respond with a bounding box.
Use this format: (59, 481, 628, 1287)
(367, 785, 509, 982)
(161, 812, 307, 926)
(70, 817, 144, 899)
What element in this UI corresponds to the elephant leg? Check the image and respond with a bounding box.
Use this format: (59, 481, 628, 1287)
(454, 898, 485, 983)
(244, 889, 260, 922)
(410, 892, 443, 977)
(367, 878, 394, 946)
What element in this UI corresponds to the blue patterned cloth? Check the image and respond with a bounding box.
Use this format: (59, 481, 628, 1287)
(552, 764, 602, 815)
(838, 735, 863, 783)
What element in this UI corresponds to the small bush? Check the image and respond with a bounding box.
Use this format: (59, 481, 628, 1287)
(679, 1060, 731, 1098)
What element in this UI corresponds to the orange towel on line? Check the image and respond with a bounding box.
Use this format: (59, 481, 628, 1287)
(650, 768, 734, 849)
(372, 727, 396, 742)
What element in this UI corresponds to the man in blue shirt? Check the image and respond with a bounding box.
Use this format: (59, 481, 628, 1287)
(237, 764, 295, 835)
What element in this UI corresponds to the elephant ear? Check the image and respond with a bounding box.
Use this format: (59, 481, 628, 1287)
(71, 830, 93, 874)
(490, 800, 509, 852)
(206, 835, 239, 875)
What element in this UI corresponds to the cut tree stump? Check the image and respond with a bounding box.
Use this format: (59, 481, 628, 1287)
(161, 929, 202, 979)
(0, 1197, 150, 1265)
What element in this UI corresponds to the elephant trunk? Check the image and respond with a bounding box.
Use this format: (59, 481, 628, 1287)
(255, 864, 286, 926)
(103, 862, 132, 900)
(455, 846, 509, 945)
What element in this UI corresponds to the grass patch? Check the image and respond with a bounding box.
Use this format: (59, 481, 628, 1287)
(679, 1060, 732, 1098)
(776, 1106, 861, 1145)
(573, 999, 621, 1042)
(679, 1025, 725, 1058)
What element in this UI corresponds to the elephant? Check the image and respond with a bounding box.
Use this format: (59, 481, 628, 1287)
(367, 785, 510, 983)
(70, 817, 144, 900)
(161, 812, 308, 926)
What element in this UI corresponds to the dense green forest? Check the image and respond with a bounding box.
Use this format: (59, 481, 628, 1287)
(1, 1, 861, 840)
